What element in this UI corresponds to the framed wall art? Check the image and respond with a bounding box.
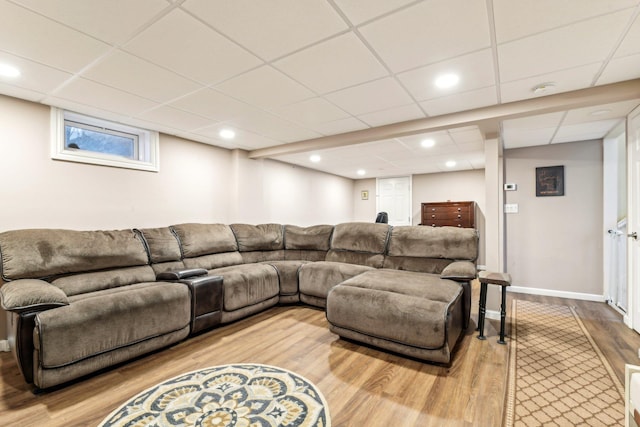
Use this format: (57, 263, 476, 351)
(536, 165, 564, 197)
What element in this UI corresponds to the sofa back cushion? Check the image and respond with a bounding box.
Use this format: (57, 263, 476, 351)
(230, 223, 284, 263)
(0, 229, 149, 281)
(283, 224, 333, 262)
(136, 227, 182, 263)
(383, 226, 478, 273)
(326, 222, 390, 268)
(230, 224, 284, 251)
(171, 223, 238, 257)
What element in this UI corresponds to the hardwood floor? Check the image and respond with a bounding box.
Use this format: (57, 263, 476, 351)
(0, 284, 639, 427)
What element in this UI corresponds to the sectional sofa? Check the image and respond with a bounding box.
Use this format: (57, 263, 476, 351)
(0, 222, 478, 389)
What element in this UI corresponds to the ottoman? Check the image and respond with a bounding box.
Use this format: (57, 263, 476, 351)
(326, 269, 465, 364)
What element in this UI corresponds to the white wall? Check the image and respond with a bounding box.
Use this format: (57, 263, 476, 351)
(504, 140, 603, 297)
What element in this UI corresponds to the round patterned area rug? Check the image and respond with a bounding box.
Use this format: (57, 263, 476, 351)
(98, 363, 331, 427)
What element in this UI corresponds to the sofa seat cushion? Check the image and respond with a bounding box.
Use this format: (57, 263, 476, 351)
(326, 269, 462, 350)
(265, 260, 310, 296)
(34, 282, 190, 369)
(208, 264, 279, 312)
(298, 261, 374, 299)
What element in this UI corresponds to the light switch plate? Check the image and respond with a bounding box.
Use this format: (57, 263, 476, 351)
(504, 183, 517, 191)
(504, 203, 519, 213)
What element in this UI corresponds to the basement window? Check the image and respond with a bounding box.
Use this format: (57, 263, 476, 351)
(51, 108, 159, 172)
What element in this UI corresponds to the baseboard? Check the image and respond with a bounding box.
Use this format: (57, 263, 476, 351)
(485, 309, 500, 320)
(0, 340, 9, 352)
(508, 285, 605, 302)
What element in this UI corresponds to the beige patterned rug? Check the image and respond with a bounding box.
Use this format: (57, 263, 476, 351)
(505, 300, 624, 426)
(98, 363, 330, 427)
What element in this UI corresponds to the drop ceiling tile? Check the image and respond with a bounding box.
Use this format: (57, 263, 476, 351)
(12, 0, 169, 45)
(183, 0, 348, 60)
(310, 117, 370, 136)
(563, 99, 640, 125)
(358, 103, 425, 127)
(274, 32, 388, 94)
(0, 1, 110, 73)
(420, 86, 497, 116)
(498, 9, 634, 82)
(359, 0, 491, 72)
(492, 0, 639, 43)
(448, 127, 484, 144)
(325, 77, 414, 116)
(215, 66, 314, 110)
(500, 63, 601, 103)
(194, 124, 280, 150)
(502, 112, 565, 148)
(552, 118, 623, 143)
(124, 9, 261, 85)
(597, 52, 640, 85)
(616, 13, 640, 57)
(51, 78, 156, 116)
(503, 112, 565, 130)
(229, 109, 321, 143)
(332, 0, 415, 25)
(45, 96, 131, 125)
(82, 50, 201, 103)
(273, 97, 350, 126)
(397, 49, 495, 101)
(0, 50, 72, 93)
(170, 88, 256, 122)
(502, 128, 555, 149)
(136, 105, 212, 132)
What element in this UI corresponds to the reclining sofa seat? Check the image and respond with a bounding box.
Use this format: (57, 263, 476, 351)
(0, 229, 191, 389)
(325, 225, 478, 363)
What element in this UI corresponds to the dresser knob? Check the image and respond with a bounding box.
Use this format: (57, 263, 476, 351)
(431, 214, 435, 218)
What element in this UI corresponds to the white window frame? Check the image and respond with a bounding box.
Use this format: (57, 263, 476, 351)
(51, 108, 159, 172)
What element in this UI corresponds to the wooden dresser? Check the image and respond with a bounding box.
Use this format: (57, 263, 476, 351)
(420, 201, 475, 228)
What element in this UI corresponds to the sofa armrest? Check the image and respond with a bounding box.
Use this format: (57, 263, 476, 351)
(440, 261, 477, 281)
(156, 268, 208, 281)
(0, 279, 69, 313)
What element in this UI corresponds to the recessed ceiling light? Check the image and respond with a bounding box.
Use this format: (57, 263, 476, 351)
(445, 160, 457, 168)
(532, 82, 556, 95)
(421, 138, 435, 148)
(310, 154, 321, 163)
(590, 109, 612, 117)
(357, 169, 366, 176)
(219, 129, 235, 139)
(0, 63, 20, 78)
(434, 73, 459, 89)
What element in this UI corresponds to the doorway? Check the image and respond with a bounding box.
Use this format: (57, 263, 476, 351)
(628, 106, 640, 333)
(603, 124, 627, 314)
(376, 176, 412, 226)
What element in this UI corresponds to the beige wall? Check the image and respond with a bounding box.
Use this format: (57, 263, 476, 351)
(0, 96, 233, 231)
(0, 94, 355, 340)
(504, 140, 603, 296)
(232, 150, 354, 225)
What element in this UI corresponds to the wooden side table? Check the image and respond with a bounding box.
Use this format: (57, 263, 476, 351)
(477, 271, 512, 344)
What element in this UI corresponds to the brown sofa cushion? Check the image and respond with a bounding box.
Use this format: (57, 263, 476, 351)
(35, 281, 190, 368)
(171, 223, 237, 257)
(330, 222, 390, 254)
(136, 227, 182, 263)
(230, 224, 284, 252)
(326, 269, 462, 349)
(285, 224, 333, 251)
(0, 229, 149, 280)
(387, 226, 478, 261)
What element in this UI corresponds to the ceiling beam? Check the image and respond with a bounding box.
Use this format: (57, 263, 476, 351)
(248, 78, 640, 159)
